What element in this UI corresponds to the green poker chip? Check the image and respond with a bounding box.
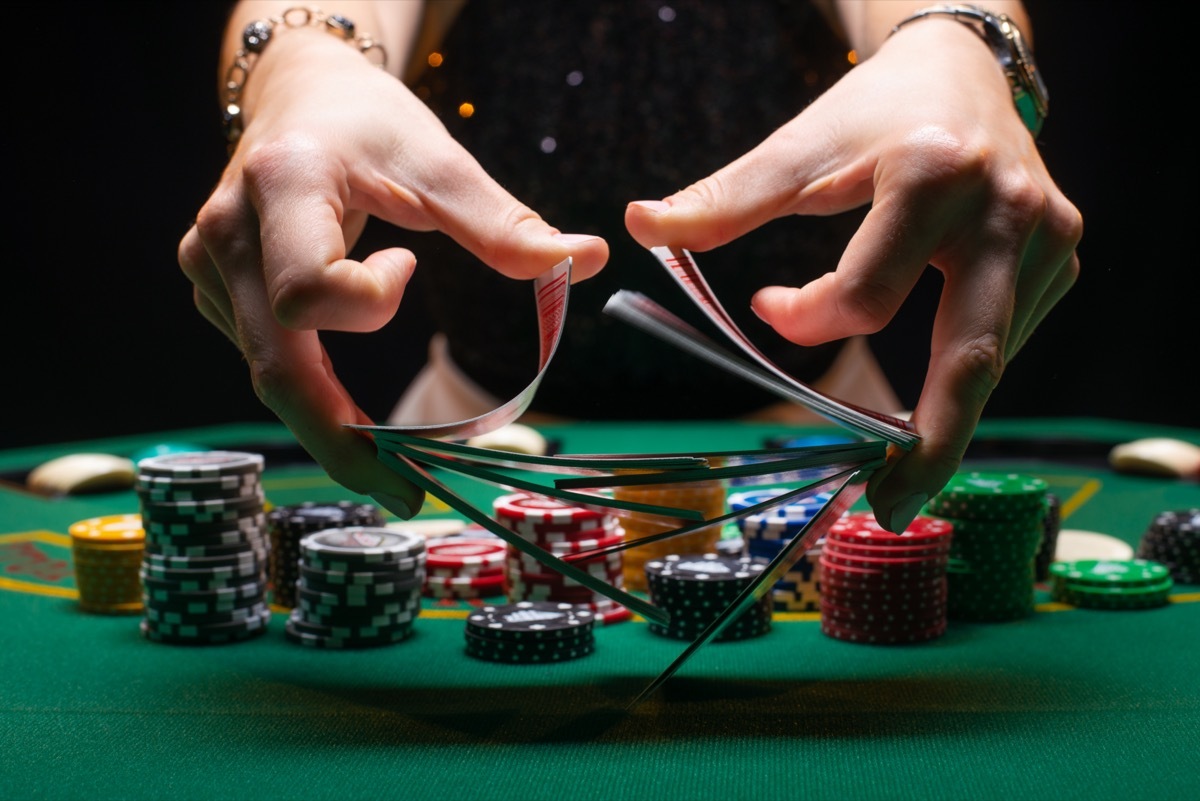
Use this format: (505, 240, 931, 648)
(1049, 559, 1170, 588)
(928, 472, 1048, 521)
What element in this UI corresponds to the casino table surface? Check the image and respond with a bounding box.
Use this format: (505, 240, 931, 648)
(2, 418, 1198, 801)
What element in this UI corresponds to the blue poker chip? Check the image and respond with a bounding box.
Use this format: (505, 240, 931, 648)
(728, 488, 833, 516)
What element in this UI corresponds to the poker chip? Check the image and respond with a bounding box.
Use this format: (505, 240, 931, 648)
(69, 514, 145, 615)
(1136, 509, 1200, 584)
(491, 492, 629, 619)
(610, 481, 726, 593)
(284, 617, 415, 649)
(926, 472, 1048, 521)
(300, 527, 426, 564)
(464, 601, 596, 662)
(134, 451, 270, 643)
(817, 511, 951, 644)
(140, 612, 270, 645)
(421, 537, 508, 601)
(285, 526, 424, 649)
(644, 553, 773, 642)
(1034, 493, 1062, 582)
(926, 471, 1047, 623)
(136, 451, 264, 479)
(1050, 558, 1174, 610)
(728, 488, 832, 612)
(493, 493, 608, 526)
(266, 501, 385, 608)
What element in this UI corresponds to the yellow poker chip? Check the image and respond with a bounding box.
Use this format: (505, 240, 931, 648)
(69, 514, 145, 544)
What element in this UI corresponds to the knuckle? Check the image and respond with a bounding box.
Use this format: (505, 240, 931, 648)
(193, 190, 244, 248)
(240, 135, 324, 195)
(1049, 200, 1085, 252)
(483, 207, 557, 277)
(953, 332, 1007, 403)
(836, 276, 905, 333)
(673, 178, 732, 250)
(894, 128, 986, 193)
(269, 270, 325, 330)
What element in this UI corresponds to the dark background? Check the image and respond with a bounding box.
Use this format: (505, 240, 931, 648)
(3, 1, 1193, 451)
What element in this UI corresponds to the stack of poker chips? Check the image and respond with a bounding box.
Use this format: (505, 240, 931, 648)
(69, 514, 145, 615)
(818, 512, 953, 644)
(611, 481, 726, 593)
(265, 501, 385, 608)
(464, 601, 596, 663)
(728, 487, 833, 612)
(925, 471, 1048, 622)
(135, 451, 271, 644)
(423, 536, 507, 601)
(1049, 558, 1174, 609)
(643, 553, 773, 641)
(1136, 509, 1200, 584)
(492, 492, 631, 624)
(286, 526, 425, 648)
(1034, 492, 1062, 582)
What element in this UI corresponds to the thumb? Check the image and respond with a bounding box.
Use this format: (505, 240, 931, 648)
(384, 149, 609, 283)
(624, 123, 871, 252)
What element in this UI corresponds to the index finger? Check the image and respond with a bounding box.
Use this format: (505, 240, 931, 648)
(197, 182, 425, 517)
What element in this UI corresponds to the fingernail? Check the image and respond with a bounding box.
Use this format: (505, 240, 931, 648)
(750, 296, 767, 323)
(370, 491, 415, 520)
(552, 233, 600, 244)
(629, 200, 670, 213)
(885, 493, 928, 533)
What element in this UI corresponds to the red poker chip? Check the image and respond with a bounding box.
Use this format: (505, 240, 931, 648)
(820, 599, 946, 625)
(820, 550, 948, 569)
(548, 532, 626, 556)
(820, 616, 948, 644)
(829, 512, 954, 544)
(820, 572, 946, 594)
(426, 538, 506, 568)
(510, 548, 622, 574)
(822, 539, 951, 558)
(818, 555, 945, 577)
(425, 572, 507, 589)
(492, 493, 608, 524)
(426, 567, 505, 581)
(819, 582, 947, 606)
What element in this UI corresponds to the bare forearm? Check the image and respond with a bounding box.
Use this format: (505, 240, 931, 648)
(830, 0, 1033, 57)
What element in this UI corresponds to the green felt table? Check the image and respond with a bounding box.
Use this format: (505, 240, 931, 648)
(2, 419, 1199, 801)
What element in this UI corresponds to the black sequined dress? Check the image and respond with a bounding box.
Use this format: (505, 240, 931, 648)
(408, 0, 865, 419)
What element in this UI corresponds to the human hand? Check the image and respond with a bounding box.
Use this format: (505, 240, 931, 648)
(178, 25, 608, 516)
(625, 17, 1081, 532)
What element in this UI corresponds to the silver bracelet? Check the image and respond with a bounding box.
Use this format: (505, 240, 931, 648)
(222, 6, 388, 148)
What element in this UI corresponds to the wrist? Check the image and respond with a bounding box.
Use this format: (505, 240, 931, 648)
(220, 6, 388, 150)
(887, 4, 1047, 135)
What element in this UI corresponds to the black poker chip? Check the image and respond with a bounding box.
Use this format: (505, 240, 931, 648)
(297, 561, 424, 589)
(283, 618, 415, 649)
(139, 606, 271, 644)
(465, 601, 595, 641)
(1137, 509, 1200, 584)
(297, 593, 420, 624)
(464, 628, 595, 663)
(267, 502, 387, 606)
(644, 553, 774, 643)
(135, 449, 270, 644)
(144, 601, 271, 627)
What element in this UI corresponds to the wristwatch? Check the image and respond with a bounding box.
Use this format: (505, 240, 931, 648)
(890, 4, 1049, 136)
